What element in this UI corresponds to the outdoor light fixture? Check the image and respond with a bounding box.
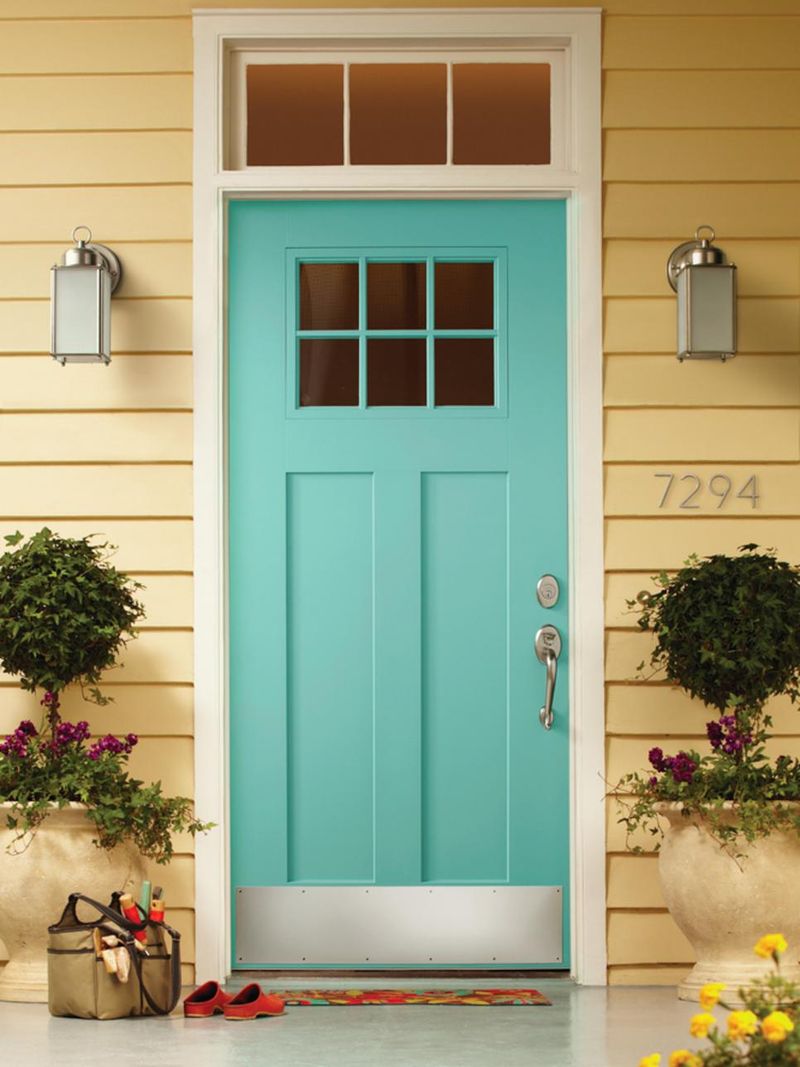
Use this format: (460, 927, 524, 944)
(50, 225, 122, 365)
(667, 225, 737, 362)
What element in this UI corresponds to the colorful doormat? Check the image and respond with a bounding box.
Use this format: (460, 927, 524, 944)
(267, 989, 551, 1006)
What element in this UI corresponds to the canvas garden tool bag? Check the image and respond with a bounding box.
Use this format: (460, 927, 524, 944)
(48, 891, 181, 1019)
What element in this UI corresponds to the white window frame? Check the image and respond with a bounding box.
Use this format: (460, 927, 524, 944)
(193, 7, 605, 986)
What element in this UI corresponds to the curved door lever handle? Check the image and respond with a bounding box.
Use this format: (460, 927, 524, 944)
(534, 625, 562, 731)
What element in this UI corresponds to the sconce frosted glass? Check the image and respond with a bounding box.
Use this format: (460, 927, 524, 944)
(50, 226, 122, 365)
(667, 225, 736, 362)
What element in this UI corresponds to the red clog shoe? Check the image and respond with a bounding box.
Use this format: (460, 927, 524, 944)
(223, 983, 285, 1021)
(183, 980, 233, 1018)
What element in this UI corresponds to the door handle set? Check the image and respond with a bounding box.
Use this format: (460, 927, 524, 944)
(534, 624, 562, 731)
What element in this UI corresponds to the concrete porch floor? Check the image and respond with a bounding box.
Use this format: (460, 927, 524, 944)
(0, 977, 704, 1067)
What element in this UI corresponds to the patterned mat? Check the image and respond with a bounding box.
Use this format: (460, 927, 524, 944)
(267, 988, 551, 1006)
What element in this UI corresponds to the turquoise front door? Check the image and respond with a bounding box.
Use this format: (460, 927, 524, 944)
(229, 199, 569, 969)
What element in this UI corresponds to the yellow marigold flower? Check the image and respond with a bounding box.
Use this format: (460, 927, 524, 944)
(728, 1010, 759, 1041)
(699, 982, 726, 1010)
(754, 933, 788, 959)
(669, 1051, 701, 1067)
(762, 1010, 795, 1044)
(638, 1056, 661, 1067)
(689, 1013, 716, 1038)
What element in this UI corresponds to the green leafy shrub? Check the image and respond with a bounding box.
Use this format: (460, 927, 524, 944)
(0, 529, 211, 861)
(616, 547, 800, 850)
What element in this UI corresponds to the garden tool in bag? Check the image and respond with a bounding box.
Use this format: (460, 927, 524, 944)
(48, 891, 181, 1019)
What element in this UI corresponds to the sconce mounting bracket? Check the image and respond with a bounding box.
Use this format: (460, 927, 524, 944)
(85, 242, 123, 294)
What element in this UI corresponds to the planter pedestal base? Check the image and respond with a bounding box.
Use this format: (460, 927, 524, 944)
(657, 803, 800, 1005)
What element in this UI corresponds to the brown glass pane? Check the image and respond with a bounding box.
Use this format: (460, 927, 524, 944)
(435, 262, 494, 329)
(435, 339, 494, 406)
(453, 64, 550, 165)
(367, 262, 426, 329)
(299, 263, 359, 331)
(367, 339, 426, 406)
(299, 339, 359, 406)
(247, 65, 344, 166)
(350, 65, 447, 165)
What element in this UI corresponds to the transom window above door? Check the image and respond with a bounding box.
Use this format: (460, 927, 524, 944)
(289, 255, 505, 413)
(226, 51, 565, 171)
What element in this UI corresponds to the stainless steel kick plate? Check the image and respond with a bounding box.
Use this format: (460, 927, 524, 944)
(235, 885, 563, 966)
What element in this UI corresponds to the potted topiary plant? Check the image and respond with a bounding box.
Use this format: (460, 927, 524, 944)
(0, 528, 209, 1002)
(616, 546, 800, 1004)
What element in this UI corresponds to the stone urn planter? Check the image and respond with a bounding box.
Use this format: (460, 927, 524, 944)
(0, 803, 146, 1003)
(657, 803, 800, 1004)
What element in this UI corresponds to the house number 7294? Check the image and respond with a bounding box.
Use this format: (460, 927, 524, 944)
(655, 473, 759, 510)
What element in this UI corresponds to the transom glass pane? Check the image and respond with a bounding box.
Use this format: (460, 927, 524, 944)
(435, 262, 494, 329)
(300, 263, 359, 331)
(246, 65, 344, 166)
(435, 338, 495, 407)
(349, 65, 447, 165)
(367, 262, 426, 330)
(367, 338, 427, 407)
(300, 339, 359, 406)
(452, 64, 550, 165)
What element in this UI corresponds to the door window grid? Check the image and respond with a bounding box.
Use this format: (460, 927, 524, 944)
(290, 254, 504, 413)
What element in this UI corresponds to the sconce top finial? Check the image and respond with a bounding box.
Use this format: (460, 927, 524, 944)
(695, 224, 715, 246)
(71, 225, 93, 246)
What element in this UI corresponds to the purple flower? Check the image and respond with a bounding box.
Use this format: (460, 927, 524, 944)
(648, 747, 667, 772)
(0, 719, 39, 758)
(87, 732, 137, 761)
(40, 690, 58, 708)
(648, 776, 659, 788)
(50, 720, 91, 753)
(706, 715, 751, 756)
(669, 751, 697, 784)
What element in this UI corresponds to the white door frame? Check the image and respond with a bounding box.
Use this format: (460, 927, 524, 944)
(192, 7, 606, 985)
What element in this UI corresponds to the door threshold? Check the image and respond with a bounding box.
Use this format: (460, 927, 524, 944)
(235, 969, 571, 980)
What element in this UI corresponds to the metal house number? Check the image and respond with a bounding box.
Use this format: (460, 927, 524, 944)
(655, 472, 759, 510)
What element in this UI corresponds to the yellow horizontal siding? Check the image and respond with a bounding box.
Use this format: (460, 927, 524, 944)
(605, 241, 800, 299)
(0, 75, 193, 132)
(604, 70, 800, 129)
(0, 1, 191, 14)
(606, 518, 800, 570)
(0, 21, 192, 76)
(607, 855, 663, 909)
(605, 130, 800, 184)
(606, 683, 800, 736)
(0, 243, 192, 300)
(0, 466, 191, 517)
(0, 132, 191, 186)
(604, 410, 800, 462)
(604, 356, 800, 408)
(129, 736, 193, 796)
(0, 355, 192, 410)
(0, 298, 191, 352)
(605, 184, 800, 239)
(603, 16, 800, 69)
(0, 412, 192, 461)
(0, 520, 191, 571)
(609, 966, 691, 986)
(605, 465, 800, 517)
(0, 187, 191, 241)
(0, 685, 193, 736)
(605, 297, 800, 354)
(136, 574, 194, 629)
(608, 912, 695, 966)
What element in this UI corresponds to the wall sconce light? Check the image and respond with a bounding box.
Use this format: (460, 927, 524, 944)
(50, 226, 122, 366)
(667, 225, 736, 362)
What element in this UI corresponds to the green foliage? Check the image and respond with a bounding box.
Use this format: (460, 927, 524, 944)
(0, 529, 144, 700)
(0, 727, 212, 864)
(630, 546, 800, 712)
(0, 527, 211, 861)
(616, 548, 800, 850)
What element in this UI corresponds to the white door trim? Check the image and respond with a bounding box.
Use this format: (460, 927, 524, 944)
(192, 6, 606, 985)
